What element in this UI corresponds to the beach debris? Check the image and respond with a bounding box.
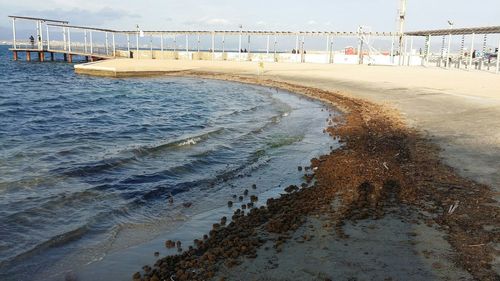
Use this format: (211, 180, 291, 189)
(132, 272, 141, 280)
(382, 162, 389, 170)
(165, 240, 175, 248)
(448, 201, 459, 214)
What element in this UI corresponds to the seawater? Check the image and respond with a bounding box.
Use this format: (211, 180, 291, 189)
(0, 46, 339, 281)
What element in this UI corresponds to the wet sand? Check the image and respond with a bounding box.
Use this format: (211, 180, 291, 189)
(74, 60, 500, 280)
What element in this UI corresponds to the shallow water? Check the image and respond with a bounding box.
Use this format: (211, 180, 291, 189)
(0, 46, 339, 280)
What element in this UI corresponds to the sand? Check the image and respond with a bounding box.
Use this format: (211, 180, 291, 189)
(74, 59, 500, 280)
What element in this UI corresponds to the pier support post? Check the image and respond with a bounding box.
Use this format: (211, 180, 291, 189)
(38, 52, 44, 62)
(26, 52, 31, 61)
(13, 51, 18, 61)
(50, 52, 54, 61)
(67, 54, 73, 63)
(63, 53, 67, 61)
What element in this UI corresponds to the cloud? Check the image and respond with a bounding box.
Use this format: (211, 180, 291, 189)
(307, 20, 318, 25)
(183, 17, 231, 27)
(17, 7, 140, 26)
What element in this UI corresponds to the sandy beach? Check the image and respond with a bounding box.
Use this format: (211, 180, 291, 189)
(75, 59, 500, 280)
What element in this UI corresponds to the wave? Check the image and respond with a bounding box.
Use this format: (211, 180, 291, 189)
(52, 128, 225, 178)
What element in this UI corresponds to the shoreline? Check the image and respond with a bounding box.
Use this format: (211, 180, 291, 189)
(126, 72, 498, 281)
(72, 60, 499, 280)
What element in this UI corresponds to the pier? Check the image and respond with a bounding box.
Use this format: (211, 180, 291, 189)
(7, 15, 500, 73)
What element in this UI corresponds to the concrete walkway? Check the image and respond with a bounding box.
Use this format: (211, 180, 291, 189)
(75, 59, 500, 198)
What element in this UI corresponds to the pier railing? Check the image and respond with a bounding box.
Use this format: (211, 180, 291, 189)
(7, 15, 500, 74)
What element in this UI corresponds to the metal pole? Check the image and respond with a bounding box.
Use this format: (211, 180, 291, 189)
(185, 34, 189, 55)
(62, 26, 67, 51)
(266, 35, 270, 54)
(67, 27, 71, 52)
(329, 35, 334, 63)
(390, 34, 395, 64)
(11, 18, 16, 49)
(36, 21, 40, 50)
(295, 35, 299, 53)
(425, 35, 431, 65)
(46, 24, 50, 51)
(247, 35, 251, 54)
(238, 29, 242, 60)
(39, 21, 44, 50)
(274, 34, 277, 61)
(90, 30, 93, 54)
(84, 30, 87, 53)
(398, 0, 407, 66)
(446, 33, 452, 68)
(496, 38, 500, 74)
(173, 36, 177, 52)
(222, 34, 225, 54)
(136, 29, 139, 59)
(408, 36, 414, 66)
(469, 33, 475, 70)
(211, 32, 215, 60)
(127, 34, 130, 52)
(150, 35, 153, 59)
(105, 32, 109, 55)
(301, 35, 305, 63)
(160, 33, 164, 59)
(112, 32, 116, 57)
(197, 34, 200, 53)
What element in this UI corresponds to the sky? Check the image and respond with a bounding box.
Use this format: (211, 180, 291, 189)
(1, 0, 499, 36)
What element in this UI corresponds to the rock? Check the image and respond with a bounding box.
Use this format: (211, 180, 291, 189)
(154, 251, 159, 256)
(252, 184, 257, 189)
(132, 272, 141, 280)
(227, 200, 233, 207)
(243, 189, 249, 196)
(183, 202, 192, 208)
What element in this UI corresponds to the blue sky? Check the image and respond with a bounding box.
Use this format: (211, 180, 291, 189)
(1, 0, 499, 35)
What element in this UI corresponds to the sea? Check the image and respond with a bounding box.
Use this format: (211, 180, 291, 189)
(0, 45, 339, 280)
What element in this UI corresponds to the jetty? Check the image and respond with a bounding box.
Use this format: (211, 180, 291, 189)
(7, 15, 500, 73)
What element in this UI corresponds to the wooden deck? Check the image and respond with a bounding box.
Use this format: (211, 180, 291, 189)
(9, 48, 115, 62)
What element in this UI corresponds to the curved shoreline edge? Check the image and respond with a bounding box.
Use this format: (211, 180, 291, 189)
(75, 65, 499, 280)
